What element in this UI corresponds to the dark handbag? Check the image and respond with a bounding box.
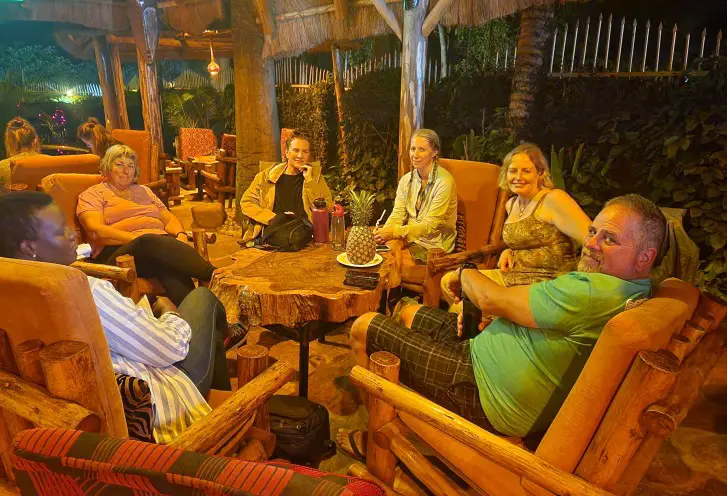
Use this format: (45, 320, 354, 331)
(268, 395, 336, 466)
(259, 213, 313, 252)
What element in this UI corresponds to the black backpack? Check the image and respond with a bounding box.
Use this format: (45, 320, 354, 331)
(259, 214, 313, 252)
(268, 395, 336, 466)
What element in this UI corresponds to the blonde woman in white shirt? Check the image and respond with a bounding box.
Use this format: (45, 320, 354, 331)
(374, 129, 457, 271)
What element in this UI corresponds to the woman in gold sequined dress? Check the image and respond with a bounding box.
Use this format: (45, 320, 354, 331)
(441, 143, 591, 306)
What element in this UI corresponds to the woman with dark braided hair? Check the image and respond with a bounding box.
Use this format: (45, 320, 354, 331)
(1, 117, 41, 192)
(374, 129, 457, 263)
(77, 117, 120, 158)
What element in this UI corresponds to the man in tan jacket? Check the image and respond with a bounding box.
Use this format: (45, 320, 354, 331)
(240, 130, 333, 245)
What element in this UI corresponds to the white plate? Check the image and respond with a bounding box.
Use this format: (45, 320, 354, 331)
(336, 252, 383, 268)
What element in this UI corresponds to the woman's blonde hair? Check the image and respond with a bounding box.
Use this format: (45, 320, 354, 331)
(410, 128, 441, 159)
(497, 143, 554, 191)
(77, 117, 119, 157)
(4, 117, 39, 157)
(100, 144, 140, 182)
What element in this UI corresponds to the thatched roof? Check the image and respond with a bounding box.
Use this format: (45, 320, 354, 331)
(0, 0, 223, 34)
(262, 0, 556, 58)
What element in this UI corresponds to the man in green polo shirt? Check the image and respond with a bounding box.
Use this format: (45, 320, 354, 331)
(338, 194, 665, 457)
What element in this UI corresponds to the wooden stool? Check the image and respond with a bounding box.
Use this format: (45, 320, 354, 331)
(191, 203, 227, 230)
(237, 345, 270, 431)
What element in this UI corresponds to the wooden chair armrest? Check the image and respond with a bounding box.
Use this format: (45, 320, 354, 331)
(428, 242, 508, 275)
(0, 369, 101, 432)
(349, 365, 613, 496)
(168, 361, 295, 453)
(72, 261, 136, 282)
(144, 179, 167, 191)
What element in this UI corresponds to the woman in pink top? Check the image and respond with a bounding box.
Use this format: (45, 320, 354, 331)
(78, 144, 216, 305)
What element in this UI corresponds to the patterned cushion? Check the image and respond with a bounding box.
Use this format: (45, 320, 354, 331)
(12, 428, 384, 496)
(179, 128, 217, 160)
(455, 203, 466, 253)
(115, 373, 154, 443)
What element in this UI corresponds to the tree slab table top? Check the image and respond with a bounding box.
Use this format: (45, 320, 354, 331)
(210, 244, 399, 329)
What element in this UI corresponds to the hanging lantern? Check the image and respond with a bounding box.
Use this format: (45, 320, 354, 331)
(207, 35, 220, 76)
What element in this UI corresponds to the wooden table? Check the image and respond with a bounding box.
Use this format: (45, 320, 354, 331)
(210, 244, 398, 397)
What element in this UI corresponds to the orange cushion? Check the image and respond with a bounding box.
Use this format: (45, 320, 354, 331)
(438, 158, 501, 250)
(111, 129, 153, 184)
(41, 174, 104, 243)
(12, 154, 100, 190)
(0, 258, 128, 438)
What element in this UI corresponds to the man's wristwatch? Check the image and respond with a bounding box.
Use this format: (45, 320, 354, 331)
(458, 262, 478, 281)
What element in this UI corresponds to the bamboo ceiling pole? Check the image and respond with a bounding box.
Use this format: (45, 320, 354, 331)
(397, 0, 429, 178)
(349, 365, 615, 496)
(92, 36, 121, 130)
(374, 418, 468, 496)
(236, 344, 270, 431)
(366, 351, 400, 485)
(110, 43, 130, 129)
(575, 351, 679, 491)
(169, 360, 294, 453)
(14, 340, 45, 387)
(39, 341, 106, 431)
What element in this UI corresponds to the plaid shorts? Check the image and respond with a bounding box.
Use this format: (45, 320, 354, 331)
(366, 306, 492, 429)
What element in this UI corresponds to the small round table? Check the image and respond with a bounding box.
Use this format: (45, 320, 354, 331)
(211, 244, 398, 397)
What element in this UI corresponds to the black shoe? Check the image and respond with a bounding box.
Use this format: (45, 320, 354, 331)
(225, 323, 248, 351)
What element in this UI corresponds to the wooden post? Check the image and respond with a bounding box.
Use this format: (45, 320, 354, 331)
(92, 36, 121, 130)
(374, 418, 468, 496)
(575, 350, 679, 491)
(236, 344, 270, 431)
(110, 43, 130, 129)
(366, 351, 400, 485)
(422, 248, 445, 306)
(136, 50, 164, 152)
(39, 341, 106, 428)
(14, 340, 45, 387)
(232, 0, 280, 222)
(696, 293, 727, 329)
(397, 0, 429, 178)
(115, 254, 140, 302)
(331, 44, 348, 170)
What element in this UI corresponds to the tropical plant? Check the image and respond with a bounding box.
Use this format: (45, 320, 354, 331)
(451, 108, 517, 164)
(163, 87, 222, 132)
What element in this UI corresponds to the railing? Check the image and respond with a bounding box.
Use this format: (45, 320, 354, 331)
(23, 81, 103, 97)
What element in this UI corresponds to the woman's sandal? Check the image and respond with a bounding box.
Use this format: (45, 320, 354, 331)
(336, 429, 367, 462)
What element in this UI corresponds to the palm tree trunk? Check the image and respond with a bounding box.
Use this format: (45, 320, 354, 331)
(508, 6, 553, 142)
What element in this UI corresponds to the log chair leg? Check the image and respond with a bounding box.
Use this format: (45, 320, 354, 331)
(192, 228, 210, 261)
(236, 345, 270, 432)
(116, 255, 140, 302)
(422, 248, 445, 307)
(298, 323, 313, 398)
(366, 351, 400, 486)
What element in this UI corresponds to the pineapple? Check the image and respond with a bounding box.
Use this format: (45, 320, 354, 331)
(346, 190, 377, 265)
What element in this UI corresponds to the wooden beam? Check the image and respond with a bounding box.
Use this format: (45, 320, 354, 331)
(110, 43, 130, 129)
(349, 363, 615, 496)
(92, 37, 121, 130)
(422, 0, 455, 37)
(371, 0, 402, 41)
(136, 49, 164, 152)
(397, 0, 428, 178)
(275, 0, 398, 23)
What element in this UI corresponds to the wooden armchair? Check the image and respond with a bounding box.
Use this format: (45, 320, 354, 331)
(348, 279, 727, 496)
(0, 259, 296, 491)
(391, 158, 509, 306)
(10, 153, 100, 190)
(40, 173, 215, 302)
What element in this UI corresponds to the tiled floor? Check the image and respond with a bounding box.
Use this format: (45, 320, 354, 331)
(173, 193, 727, 495)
